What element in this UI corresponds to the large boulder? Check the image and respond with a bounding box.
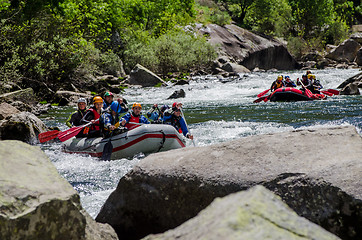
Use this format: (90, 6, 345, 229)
(340, 83, 361, 95)
(0, 112, 49, 143)
(144, 186, 340, 240)
(96, 126, 362, 240)
(0, 102, 20, 120)
(325, 39, 361, 63)
(337, 72, 362, 89)
(0, 88, 38, 105)
(356, 48, 362, 66)
(54, 91, 93, 106)
(199, 24, 299, 70)
(0, 140, 118, 240)
(128, 64, 166, 87)
(167, 89, 186, 99)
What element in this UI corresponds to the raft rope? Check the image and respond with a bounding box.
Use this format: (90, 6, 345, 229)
(78, 130, 170, 151)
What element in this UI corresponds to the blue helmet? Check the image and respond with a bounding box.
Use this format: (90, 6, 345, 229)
(110, 101, 120, 113)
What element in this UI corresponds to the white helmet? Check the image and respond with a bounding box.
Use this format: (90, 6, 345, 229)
(77, 98, 87, 104)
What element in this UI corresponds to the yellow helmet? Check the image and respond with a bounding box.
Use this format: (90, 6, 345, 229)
(132, 102, 142, 109)
(307, 74, 313, 79)
(311, 74, 316, 80)
(93, 96, 103, 104)
(277, 75, 283, 80)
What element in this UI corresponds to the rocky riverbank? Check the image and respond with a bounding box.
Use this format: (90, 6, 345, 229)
(96, 126, 361, 240)
(0, 140, 118, 240)
(1, 125, 361, 239)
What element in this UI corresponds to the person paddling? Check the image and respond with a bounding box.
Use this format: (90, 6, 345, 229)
(162, 103, 193, 140)
(101, 101, 127, 138)
(80, 96, 103, 138)
(66, 98, 87, 128)
(270, 75, 285, 92)
(284, 76, 296, 87)
(120, 103, 150, 127)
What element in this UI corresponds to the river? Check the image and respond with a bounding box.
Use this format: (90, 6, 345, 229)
(39, 68, 362, 218)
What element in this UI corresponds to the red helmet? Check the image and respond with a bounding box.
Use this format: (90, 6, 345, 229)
(172, 102, 178, 108)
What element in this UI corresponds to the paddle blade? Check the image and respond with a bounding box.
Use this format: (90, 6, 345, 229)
(38, 130, 60, 143)
(321, 90, 333, 96)
(58, 126, 84, 142)
(253, 96, 268, 103)
(327, 89, 340, 95)
(102, 139, 113, 161)
(257, 89, 270, 98)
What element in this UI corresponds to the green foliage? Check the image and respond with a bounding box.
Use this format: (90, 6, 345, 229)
(245, 0, 292, 37)
(124, 31, 217, 76)
(195, 0, 232, 25)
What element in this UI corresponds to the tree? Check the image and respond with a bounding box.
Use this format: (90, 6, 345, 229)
(245, 0, 292, 37)
(217, 0, 254, 26)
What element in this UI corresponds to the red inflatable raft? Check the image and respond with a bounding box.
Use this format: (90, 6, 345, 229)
(269, 87, 326, 102)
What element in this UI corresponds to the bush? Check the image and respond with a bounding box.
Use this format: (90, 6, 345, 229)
(124, 31, 217, 76)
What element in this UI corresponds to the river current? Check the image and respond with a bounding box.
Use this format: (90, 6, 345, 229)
(39, 68, 362, 218)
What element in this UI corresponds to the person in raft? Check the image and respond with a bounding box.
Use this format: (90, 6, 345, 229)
(102, 91, 128, 113)
(297, 74, 312, 89)
(65, 98, 87, 128)
(79, 96, 103, 138)
(283, 76, 296, 87)
(120, 103, 150, 127)
(100, 101, 127, 138)
(162, 103, 193, 140)
(146, 104, 170, 123)
(270, 75, 285, 92)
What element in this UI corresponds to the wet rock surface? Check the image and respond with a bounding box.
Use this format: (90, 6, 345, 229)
(0, 141, 118, 240)
(144, 186, 340, 240)
(96, 126, 361, 240)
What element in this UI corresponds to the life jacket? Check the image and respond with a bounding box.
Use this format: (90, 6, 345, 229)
(87, 107, 101, 131)
(165, 115, 182, 133)
(130, 113, 140, 123)
(275, 80, 283, 89)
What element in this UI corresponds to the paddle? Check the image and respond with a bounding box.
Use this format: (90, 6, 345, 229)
(257, 89, 270, 98)
(102, 122, 121, 161)
(320, 90, 333, 96)
(180, 108, 196, 146)
(58, 120, 98, 142)
(38, 130, 60, 143)
(326, 89, 340, 95)
(253, 95, 269, 103)
(299, 80, 313, 98)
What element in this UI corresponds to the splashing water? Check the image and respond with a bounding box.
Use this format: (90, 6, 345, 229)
(39, 68, 361, 217)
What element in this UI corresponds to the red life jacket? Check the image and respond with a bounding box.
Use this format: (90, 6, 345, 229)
(87, 107, 101, 131)
(130, 114, 140, 123)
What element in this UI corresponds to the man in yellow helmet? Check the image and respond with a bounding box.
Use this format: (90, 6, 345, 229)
(120, 103, 150, 127)
(270, 75, 285, 92)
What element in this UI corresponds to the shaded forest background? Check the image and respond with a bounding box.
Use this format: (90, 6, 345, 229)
(1, 0, 361, 95)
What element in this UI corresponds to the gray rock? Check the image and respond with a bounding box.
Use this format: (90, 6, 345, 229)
(128, 64, 166, 87)
(337, 72, 362, 88)
(0, 140, 118, 240)
(356, 48, 362, 66)
(199, 24, 299, 70)
(350, 32, 362, 44)
(167, 89, 186, 99)
(0, 102, 20, 120)
(54, 91, 93, 106)
(144, 186, 340, 240)
(325, 39, 361, 62)
(0, 88, 38, 105)
(340, 83, 361, 95)
(221, 62, 250, 73)
(96, 126, 362, 240)
(0, 112, 49, 143)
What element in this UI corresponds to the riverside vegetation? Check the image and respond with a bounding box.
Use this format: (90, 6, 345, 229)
(1, 0, 361, 101)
